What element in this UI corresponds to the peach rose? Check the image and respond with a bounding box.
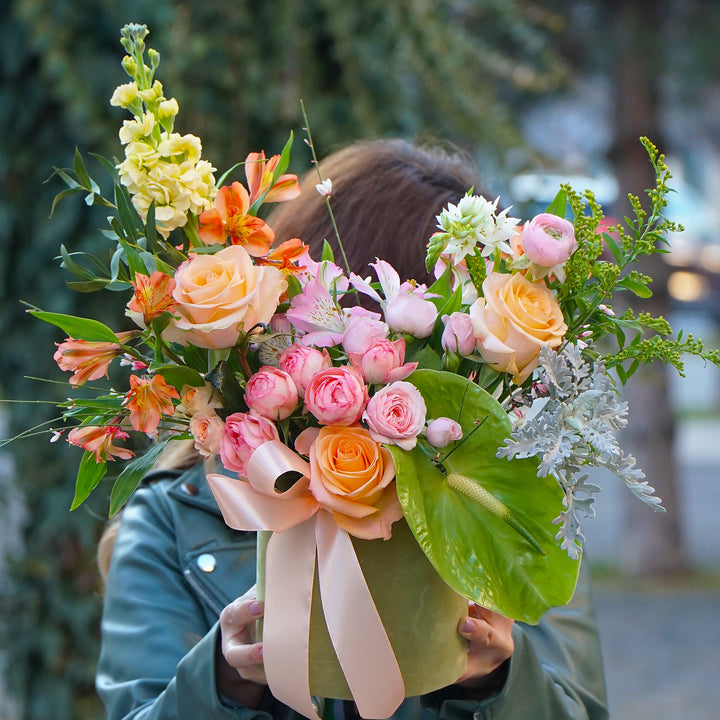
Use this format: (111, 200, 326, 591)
(171, 245, 287, 349)
(304, 426, 402, 540)
(189, 412, 225, 457)
(470, 272, 567, 383)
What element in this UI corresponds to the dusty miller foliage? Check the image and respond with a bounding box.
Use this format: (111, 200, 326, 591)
(497, 345, 665, 560)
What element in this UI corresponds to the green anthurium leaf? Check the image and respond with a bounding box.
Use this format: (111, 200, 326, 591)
(389, 369, 579, 624)
(71, 451, 107, 510)
(29, 310, 121, 343)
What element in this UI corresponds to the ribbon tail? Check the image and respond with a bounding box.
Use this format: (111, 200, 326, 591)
(263, 519, 322, 720)
(316, 511, 405, 719)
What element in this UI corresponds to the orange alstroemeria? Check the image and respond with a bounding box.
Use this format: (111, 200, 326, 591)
(128, 271, 177, 323)
(245, 151, 301, 206)
(54, 331, 136, 387)
(123, 374, 180, 435)
(67, 424, 135, 463)
(197, 182, 274, 256)
(256, 238, 309, 275)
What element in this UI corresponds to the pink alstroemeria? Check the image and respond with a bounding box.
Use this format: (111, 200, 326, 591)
(245, 150, 301, 206)
(123, 374, 180, 435)
(67, 424, 135, 463)
(341, 307, 389, 355)
(286, 279, 347, 347)
(197, 182, 274, 256)
(54, 331, 136, 387)
(350, 259, 438, 337)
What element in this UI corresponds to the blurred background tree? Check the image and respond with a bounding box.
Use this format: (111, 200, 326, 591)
(0, 1, 571, 718)
(3, 0, 719, 717)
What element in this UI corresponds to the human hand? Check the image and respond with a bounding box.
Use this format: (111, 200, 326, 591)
(456, 602, 514, 695)
(216, 595, 267, 707)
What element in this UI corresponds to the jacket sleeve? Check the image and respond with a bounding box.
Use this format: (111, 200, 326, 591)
(95, 482, 273, 720)
(422, 562, 608, 720)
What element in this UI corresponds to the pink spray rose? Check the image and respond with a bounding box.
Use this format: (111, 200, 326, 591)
(426, 417, 463, 448)
(244, 366, 299, 420)
(349, 337, 417, 385)
(278, 344, 332, 397)
(441, 312, 476, 356)
(304, 366, 368, 426)
(220, 411, 280, 476)
(521, 213, 577, 268)
(362, 381, 427, 451)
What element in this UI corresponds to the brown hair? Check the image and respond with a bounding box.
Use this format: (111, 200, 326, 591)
(268, 138, 484, 281)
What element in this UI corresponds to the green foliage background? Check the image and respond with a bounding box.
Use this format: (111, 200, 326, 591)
(0, 2, 571, 717)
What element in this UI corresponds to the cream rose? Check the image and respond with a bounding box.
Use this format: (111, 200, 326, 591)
(304, 426, 403, 540)
(470, 272, 567, 383)
(172, 245, 287, 349)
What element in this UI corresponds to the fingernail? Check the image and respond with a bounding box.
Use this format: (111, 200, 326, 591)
(257, 644, 264, 662)
(461, 618, 476, 634)
(249, 600, 264, 616)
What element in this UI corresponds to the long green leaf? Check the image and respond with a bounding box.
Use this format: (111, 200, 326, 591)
(545, 188, 569, 218)
(71, 451, 107, 510)
(109, 440, 168, 516)
(390, 369, 579, 624)
(29, 310, 120, 343)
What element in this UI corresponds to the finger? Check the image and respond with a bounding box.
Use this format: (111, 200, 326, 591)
(224, 639, 267, 683)
(220, 598, 264, 636)
(457, 616, 514, 682)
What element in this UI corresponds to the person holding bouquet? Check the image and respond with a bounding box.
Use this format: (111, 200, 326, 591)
(95, 138, 608, 720)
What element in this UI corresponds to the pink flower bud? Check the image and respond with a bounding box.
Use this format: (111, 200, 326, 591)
(521, 213, 577, 268)
(220, 411, 279, 476)
(349, 337, 417, 385)
(279, 344, 332, 397)
(426, 417, 463, 448)
(244, 366, 299, 420)
(385, 290, 438, 338)
(441, 312, 476, 356)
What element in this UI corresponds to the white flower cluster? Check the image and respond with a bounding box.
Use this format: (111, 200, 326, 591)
(435, 192, 519, 260)
(114, 83, 216, 237)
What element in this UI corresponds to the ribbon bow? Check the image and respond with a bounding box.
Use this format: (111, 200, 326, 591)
(207, 440, 406, 720)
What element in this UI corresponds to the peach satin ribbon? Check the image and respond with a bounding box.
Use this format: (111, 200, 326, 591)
(207, 440, 406, 720)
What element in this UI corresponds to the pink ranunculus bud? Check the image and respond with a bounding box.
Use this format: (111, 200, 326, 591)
(244, 366, 299, 420)
(278, 344, 332, 397)
(341, 309, 389, 355)
(441, 312, 476, 356)
(304, 366, 368, 426)
(521, 213, 577, 268)
(349, 337, 418, 385)
(426, 417, 463, 448)
(385, 290, 438, 338)
(219, 411, 280, 477)
(189, 412, 225, 457)
(362, 381, 427, 451)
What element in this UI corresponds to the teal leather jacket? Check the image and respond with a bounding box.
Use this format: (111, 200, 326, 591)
(96, 463, 609, 720)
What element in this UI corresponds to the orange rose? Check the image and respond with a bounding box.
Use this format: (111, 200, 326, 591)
(171, 244, 287, 349)
(303, 426, 402, 540)
(469, 271, 567, 383)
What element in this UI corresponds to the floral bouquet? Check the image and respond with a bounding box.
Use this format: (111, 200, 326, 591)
(27, 23, 720, 720)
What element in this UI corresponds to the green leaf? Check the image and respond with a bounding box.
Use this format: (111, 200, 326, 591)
(274, 130, 294, 179)
(49, 187, 84, 217)
(73, 147, 93, 190)
(286, 274, 302, 299)
(114, 182, 143, 241)
(154, 364, 205, 391)
(321, 239, 335, 263)
(70, 451, 107, 510)
(145, 202, 158, 252)
(67, 279, 111, 292)
(601, 232, 623, 264)
(216, 161, 243, 188)
(29, 310, 120, 343)
(411, 345, 443, 371)
(59, 245, 98, 281)
(109, 440, 169, 516)
(390, 370, 579, 624)
(118, 237, 149, 278)
(545, 188, 569, 218)
(206, 360, 246, 413)
(88, 151, 119, 175)
(618, 276, 653, 298)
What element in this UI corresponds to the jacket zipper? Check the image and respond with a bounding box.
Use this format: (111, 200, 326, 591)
(183, 567, 224, 616)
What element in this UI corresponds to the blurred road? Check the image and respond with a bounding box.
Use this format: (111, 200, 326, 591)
(586, 415, 720, 720)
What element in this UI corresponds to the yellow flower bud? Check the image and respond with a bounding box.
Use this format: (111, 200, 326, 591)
(158, 98, 179, 121)
(138, 80, 163, 103)
(121, 55, 137, 77)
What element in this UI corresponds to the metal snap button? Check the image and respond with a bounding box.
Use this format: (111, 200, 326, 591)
(197, 553, 217, 573)
(181, 482, 199, 495)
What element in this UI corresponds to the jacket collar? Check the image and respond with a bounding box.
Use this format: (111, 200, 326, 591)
(165, 462, 224, 516)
